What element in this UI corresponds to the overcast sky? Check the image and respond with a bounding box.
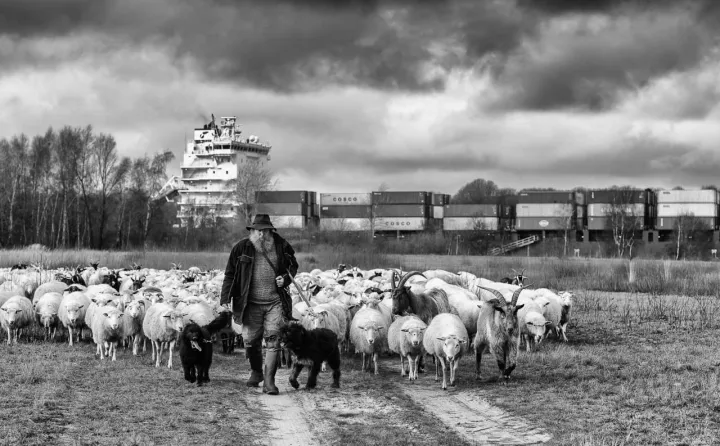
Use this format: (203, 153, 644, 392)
(2, 0, 720, 195)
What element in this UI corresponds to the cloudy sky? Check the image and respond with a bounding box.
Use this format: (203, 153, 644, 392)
(2, 0, 720, 195)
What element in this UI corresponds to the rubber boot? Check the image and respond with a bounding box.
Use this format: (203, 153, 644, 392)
(262, 350, 280, 395)
(245, 346, 264, 387)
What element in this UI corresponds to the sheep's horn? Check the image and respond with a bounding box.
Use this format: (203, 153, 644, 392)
(477, 286, 506, 303)
(396, 271, 425, 290)
(511, 284, 532, 307)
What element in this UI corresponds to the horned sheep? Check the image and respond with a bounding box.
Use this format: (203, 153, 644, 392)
(388, 315, 427, 380)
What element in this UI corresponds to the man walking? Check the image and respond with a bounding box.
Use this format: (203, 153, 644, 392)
(220, 214, 299, 395)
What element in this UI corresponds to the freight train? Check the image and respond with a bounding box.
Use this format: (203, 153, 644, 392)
(254, 188, 720, 236)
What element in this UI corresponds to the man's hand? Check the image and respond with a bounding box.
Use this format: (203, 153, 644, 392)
(275, 276, 284, 287)
(221, 303, 232, 312)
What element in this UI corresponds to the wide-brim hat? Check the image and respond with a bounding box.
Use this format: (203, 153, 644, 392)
(246, 214, 276, 231)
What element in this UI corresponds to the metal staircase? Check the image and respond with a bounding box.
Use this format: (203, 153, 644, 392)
(488, 235, 540, 256)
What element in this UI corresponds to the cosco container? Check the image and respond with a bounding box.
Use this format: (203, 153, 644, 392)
(588, 203, 645, 217)
(319, 193, 372, 206)
(443, 204, 498, 217)
(269, 215, 307, 229)
(515, 217, 575, 231)
(657, 216, 718, 230)
(587, 216, 645, 230)
(373, 204, 427, 218)
(588, 189, 646, 204)
(373, 217, 426, 231)
(371, 191, 429, 205)
(254, 203, 307, 216)
(516, 191, 583, 204)
(255, 190, 309, 204)
(656, 203, 717, 217)
(656, 190, 719, 204)
(516, 203, 575, 217)
(443, 217, 498, 231)
(319, 218, 372, 231)
(320, 205, 372, 219)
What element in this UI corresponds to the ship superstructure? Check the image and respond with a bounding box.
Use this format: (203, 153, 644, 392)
(177, 115, 272, 227)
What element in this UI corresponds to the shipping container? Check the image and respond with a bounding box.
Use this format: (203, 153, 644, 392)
(656, 189, 719, 204)
(320, 205, 372, 219)
(373, 204, 427, 218)
(269, 215, 307, 229)
(516, 191, 582, 204)
(443, 204, 498, 217)
(371, 191, 429, 205)
(657, 216, 718, 230)
(319, 193, 372, 206)
(656, 203, 717, 217)
(443, 217, 499, 231)
(431, 193, 445, 206)
(308, 192, 316, 205)
(255, 190, 308, 203)
(373, 217, 426, 231)
(515, 217, 575, 231)
(516, 203, 575, 217)
(433, 206, 444, 219)
(444, 194, 452, 205)
(254, 203, 307, 216)
(587, 216, 644, 231)
(588, 189, 646, 204)
(319, 218, 372, 231)
(587, 203, 645, 217)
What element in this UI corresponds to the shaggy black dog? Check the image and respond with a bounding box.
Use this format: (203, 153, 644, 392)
(279, 322, 341, 390)
(179, 311, 231, 386)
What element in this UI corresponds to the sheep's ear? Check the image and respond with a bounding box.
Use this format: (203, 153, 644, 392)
(103, 312, 109, 317)
(78, 305, 84, 309)
(401, 328, 409, 332)
(542, 302, 550, 307)
(357, 325, 365, 330)
(377, 326, 384, 331)
(437, 336, 447, 341)
(138, 301, 145, 307)
(544, 321, 552, 326)
(460, 338, 468, 344)
(163, 314, 171, 318)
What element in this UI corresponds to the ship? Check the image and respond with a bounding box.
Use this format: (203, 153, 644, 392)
(155, 115, 272, 228)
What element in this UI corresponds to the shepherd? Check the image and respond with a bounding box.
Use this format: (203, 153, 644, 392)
(220, 214, 299, 395)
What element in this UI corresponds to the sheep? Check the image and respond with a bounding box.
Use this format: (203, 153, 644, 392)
(59, 291, 91, 346)
(0, 295, 34, 344)
(473, 286, 529, 384)
(142, 302, 186, 368)
(517, 299, 550, 352)
(422, 313, 469, 390)
(35, 292, 64, 341)
(558, 291, 573, 342)
(32, 281, 68, 304)
(91, 305, 124, 361)
(425, 277, 480, 338)
(535, 289, 572, 342)
(349, 306, 389, 375)
(388, 315, 427, 380)
(122, 298, 149, 355)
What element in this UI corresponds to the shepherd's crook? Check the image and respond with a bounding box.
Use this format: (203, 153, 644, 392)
(286, 271, 315, 316)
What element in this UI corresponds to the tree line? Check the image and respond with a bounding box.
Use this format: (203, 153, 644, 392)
(0, 126, 175, 250)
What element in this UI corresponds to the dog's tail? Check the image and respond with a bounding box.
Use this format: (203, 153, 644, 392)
(205, 310, 232, 334)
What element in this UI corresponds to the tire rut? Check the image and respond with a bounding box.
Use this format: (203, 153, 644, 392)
(400, 386, 552, 445)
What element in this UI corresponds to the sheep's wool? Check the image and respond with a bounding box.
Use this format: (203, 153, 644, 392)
(248, 239, 281, 305)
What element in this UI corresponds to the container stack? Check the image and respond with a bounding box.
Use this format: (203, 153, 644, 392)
(431, 193, 450, 220)
(318, 193, 373, 231)
(254, 190, 312, 229)
(656, 189, 719, 230)
(587, 189, 650, 231)
(371, 191, 430, 231)
(442, 204, 499, 231)
(515, 191, 582, 231)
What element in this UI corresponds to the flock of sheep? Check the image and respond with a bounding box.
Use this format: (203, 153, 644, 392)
(0, 262, 573, 390)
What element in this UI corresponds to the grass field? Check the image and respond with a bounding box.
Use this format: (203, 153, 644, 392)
(2, 248, 720, 444)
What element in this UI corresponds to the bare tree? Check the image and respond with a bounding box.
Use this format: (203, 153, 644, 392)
(75, 125, 97, 247)
(93, 133, 131, 248)
(4, 134, 29, 246)
(670, 213, 711, 260)
(144, 151, 175, 249)
(555, 203, 575, 257)
(604, 192, 644, 258)
(233, 157, 276, 227)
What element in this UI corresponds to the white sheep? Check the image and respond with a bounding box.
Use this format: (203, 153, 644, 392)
(535, 289, 571, 342)
(517, 299, 549, 352)
(388, 315, 427, 380)
(349, 306, 389, 375)
(35, 292, 64, 341)
(426, 277, 481, 338)
(558, 291, 573, 342)
(59, 291, 91, 346)
(0, 295, 34, 344)
(422, 313, 469, 390)
(142, 302, 186, 368)
(91, 305, 124, 361)
(122, 298, 149, 355)
(32, 281, 68, 305)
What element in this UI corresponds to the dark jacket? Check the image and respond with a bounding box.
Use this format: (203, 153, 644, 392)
(219, 232, 299, 322)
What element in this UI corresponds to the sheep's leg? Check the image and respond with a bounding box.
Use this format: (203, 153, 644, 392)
(413, 355, 421, 380)
(449, 358, 458, 387)
(373, 352, 379, 375)
(361, 353, 366, 372)
(68, 326, 74, 346)
(560, 324, 568, 342)
(111, 341, 117, 361)
(475, 347, 483, 380)
(400, 356, 406, 377)
(6, 327, 11, 345)
(167, 340, 175, 368)
(155, 341, 162, 367)
(438, 356, 448, 390)
(434, 355, 440, 382)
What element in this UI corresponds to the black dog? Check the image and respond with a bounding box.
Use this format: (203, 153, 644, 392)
(179, 311, 231, 386)
(279, 322, 341, 390)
